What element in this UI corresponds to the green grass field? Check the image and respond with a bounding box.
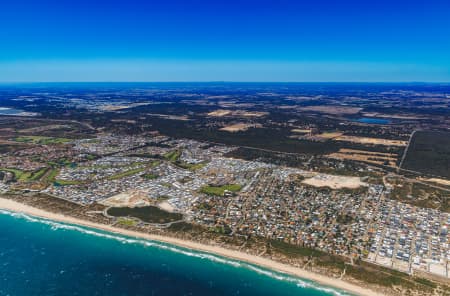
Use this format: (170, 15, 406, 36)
(13, 136, 71, 145)
(0, 168, 30, 181)
(29, 167, 48, 181)
(141, 173, 158, 179)
(117, 217, 138, 226)
(0, 167, 52, 182)
(200, 184, 242, 196)
(45, 168, 59, 182)
(164, 150, 182, 162)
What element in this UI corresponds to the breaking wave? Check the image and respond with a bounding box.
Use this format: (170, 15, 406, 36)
(0, 209, 352, 296)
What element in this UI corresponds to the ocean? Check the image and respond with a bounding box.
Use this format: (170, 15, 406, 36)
(0, 108, 23, 115)
(0, 210, 352, 296)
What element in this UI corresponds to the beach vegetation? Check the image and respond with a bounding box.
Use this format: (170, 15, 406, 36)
(117, 218, 138, 227)
(107, 206, 183, 224)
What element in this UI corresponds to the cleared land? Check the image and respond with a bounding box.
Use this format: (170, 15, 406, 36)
(99, 102, 151, 111)
(327, 148, 398, 167)
(425, 178, 450, 187)
(18, 124, 71, 133)
(315, 132, 343, 139)
(387, 176, 449, 212)
(361, 112, 422, 120)
(334, 135, 407, 147)
(100, 191, 151, 207)
(302, 174, 365, 189)
(291, 129, 311, 133)
(208, 110, 268, 118)
(300, 106, 362, 115)
(220, 123, 262, 132)
(207, 109, 232, 117)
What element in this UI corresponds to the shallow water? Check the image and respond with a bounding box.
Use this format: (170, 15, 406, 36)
(0, 107, 23, 115)
(0, 210, 352, 296)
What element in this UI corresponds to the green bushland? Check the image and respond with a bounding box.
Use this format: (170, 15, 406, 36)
(270, 240, 325, 258)
(200, 184, 242, 196)
(210, 225, 232, 234)
(401, 130, 450, 178)
(270, 240, 436, 292)
(413, 277, 437, 289)
(107, 206, 183, 224)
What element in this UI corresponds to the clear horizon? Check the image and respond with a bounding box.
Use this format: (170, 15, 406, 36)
(1, 0, 450, 82)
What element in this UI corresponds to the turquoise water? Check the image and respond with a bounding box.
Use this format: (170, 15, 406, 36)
(354, 117, 391, 124)
(0, 108, 23, 115)
(0, 210, 352, 296)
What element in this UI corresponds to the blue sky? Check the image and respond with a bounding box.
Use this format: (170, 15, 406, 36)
(1, 0, 449, 82)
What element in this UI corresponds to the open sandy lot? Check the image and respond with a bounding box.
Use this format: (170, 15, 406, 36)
(327, 148, 398, 167)
(315, 132, 343, 139)
(291, 129, 311, 133)
(424, 178, 450, 187)
(158, 201, 175, 212)
(208, 109, 268, 118)
(302, 174, 365, 189)
(220, 123, 262, 132)
(207, 109, 232, 117)
(334, 135, 407, 146)
(301, 106, 363, 115)
(100, 191, 151, 207)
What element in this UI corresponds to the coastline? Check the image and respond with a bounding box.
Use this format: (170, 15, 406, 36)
(0, 197, 382, 296)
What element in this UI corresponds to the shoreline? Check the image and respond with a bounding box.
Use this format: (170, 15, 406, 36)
(0, 197, 382, 296)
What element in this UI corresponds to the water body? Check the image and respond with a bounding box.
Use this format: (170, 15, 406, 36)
(0, 210, 351, 296)
(353, 117, 391, 124)
(0, 107, 23, 115)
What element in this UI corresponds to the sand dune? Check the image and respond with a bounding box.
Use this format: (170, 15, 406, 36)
(0, 197, 382, 296)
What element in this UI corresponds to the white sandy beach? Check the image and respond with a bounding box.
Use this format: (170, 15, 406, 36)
(0, 197, 382, 296)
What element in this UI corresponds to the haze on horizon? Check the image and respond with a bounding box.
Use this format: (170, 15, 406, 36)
(1, 0, 450, 82)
